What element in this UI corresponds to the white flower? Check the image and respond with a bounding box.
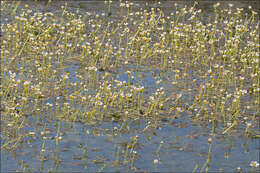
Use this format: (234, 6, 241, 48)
(177, 93, 182, 98)
(56, 136, 62, 140)
(29, 132, 36, 135)
(208, 137, 213, 143)
(24, 81, 31, 86)
(156, 80, 161, 84)
(246, 122, 252, 127)
(250, 161, 259, 167)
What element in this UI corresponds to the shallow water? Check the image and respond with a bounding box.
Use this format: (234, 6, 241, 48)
(2, 116, 259, 172)
(1, 1, 259, 172)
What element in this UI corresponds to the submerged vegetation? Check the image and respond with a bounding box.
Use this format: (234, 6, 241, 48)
(1, 1, 259, 172)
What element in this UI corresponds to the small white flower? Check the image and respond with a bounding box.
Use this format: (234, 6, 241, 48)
(24, 81, 31, 86)
(250, 161, 259, 167)
(156, 80, 161, 84)
(177, 93, 182, 98)
(29, 132, 36, 135)
(246, 122, 252, 127)
(208, 137, 213, 143)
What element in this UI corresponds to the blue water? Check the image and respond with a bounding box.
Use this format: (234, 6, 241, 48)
(2, 116, 259, 172)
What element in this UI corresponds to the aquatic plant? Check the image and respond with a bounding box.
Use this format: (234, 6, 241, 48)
(1, 1, 259, 172)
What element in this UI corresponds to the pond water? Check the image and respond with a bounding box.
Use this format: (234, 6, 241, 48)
(1, 1, 259, 172)
(1, 112, 259, 172)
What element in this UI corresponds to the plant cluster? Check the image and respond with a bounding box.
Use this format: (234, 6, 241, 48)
(1, 1, 259, 172)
